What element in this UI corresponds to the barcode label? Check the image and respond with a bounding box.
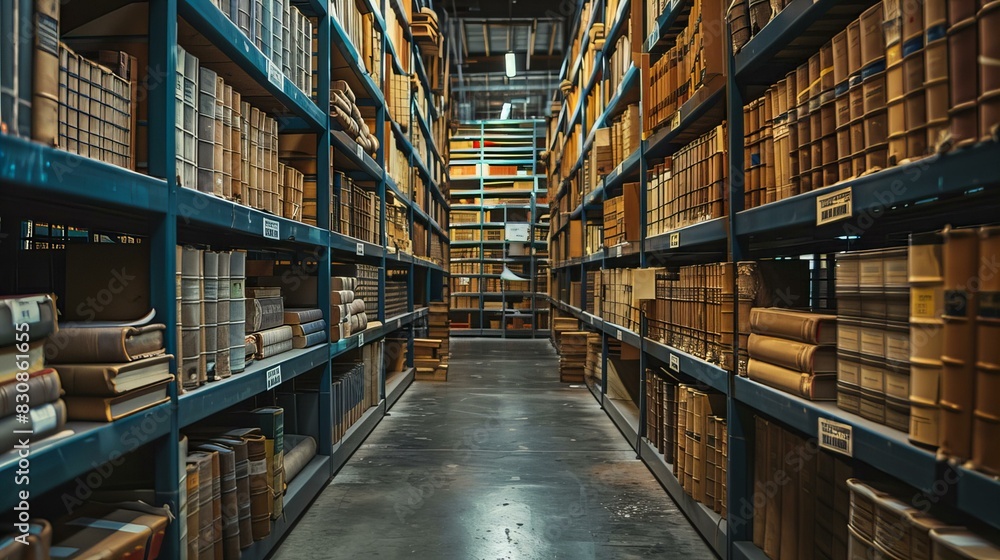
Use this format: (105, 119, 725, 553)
(616, 330, 623, 341)
(816, 186, 853, 226)
(266, 58, 283, 88)
(818, 418, 853, 456)
(9, 298, 41, 325)
(669, 354, 680, 371)
(356, 144, 364, 159)
(615, 245, 623, 257)
(669, 232, 680, 249)
(265, 366, 282, 390)
(670, 112, 681, 130)
(358, 332, 365, 346)
(356, 243, 365, 256)
(263, 218, 280, 240)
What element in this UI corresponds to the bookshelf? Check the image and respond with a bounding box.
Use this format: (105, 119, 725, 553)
(0, 0, 449, 556)
(546, 0, 1000, 558)
(448, 119, 550, 338)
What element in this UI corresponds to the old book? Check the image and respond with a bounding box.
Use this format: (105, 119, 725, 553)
(290, 318, 326, 337)
(31, 0, 59, 145)
(0, 294, 57, 347)
(213, 75, 225, 197)
(223, 408, 284, 520)
(181, 246, 205, 388)
(186, 451, 217, 560)
(64, 378, 171, 421)
(749, 307, 838, 345)
(0, 368, 60, 417)
(245, 297, 283, 333)
(197, 66, 217, 194)
(748, 334, 837, 373)
(229, 251, 247, 373)
(940, 226, 979, 460)
(252, 325, 292, 348)
(195, 442, 240, 559)
(56, 354, 173, 396)
(45, 323, 165, 364)
(0, 519, 51, 559)
(753, 416, 768, 549)
(220, 428, 269, 541)
(764, 421, 783, 559)
(0, 399, 65, 452)
(53, 503, 170, 560)
(974, 226, 1000, 474)
(283, 308, 323, 325)
(203, 251, 219, 382)
(292, 331, 326, 349)
(216, 251, 232, 379)
(1, 0, 29, 137)
(0, 340, 45, 385)
(195, 434, 252, 550)
(779, 432, 800, 560)
(185, 462, 200, 559)
(748, 359, 837, 400)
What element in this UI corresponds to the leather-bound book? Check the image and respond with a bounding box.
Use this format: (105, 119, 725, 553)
(748, 333, 837, 372)
(0, 294, 57, 347)
(52, 503, 169, 560)
(186, 451, 217, 560)
(253, 326, 293, 359)
(290, 318, 326, 337)
(176, 246, 184, 394)
(245, 293, 283, 333)
(181, 246, 205, 389)
(31, 0, 59, 146)
(186, 462, 200, 559)
(909, 230, 946, 448)
(215, 251, 232, 379)
(763, 421, 783, 559)
(940, 226, 979, 460)
(0, 368, 60, 417)
(283, 308, 324, 325)
(0, 519, 51, 559)
(229, 251, 247, 373)
(974, 226, 1000, 474)
(46, 324, 166, 364)
(753, 416, 768, 549)
(292, 330, 326, 349)
(749, 307, 838, 345)
(203, 251, 219, 381)
(1, 341, 44, 386)
(56, 354, 173, 396)
(222, 428, 270, 541)
(748, 359, 837, 400)
(779, 431, 800, 560)
(223, 408, 284, 519)
(195, 443, 240, 559)
(64, 378, 171, 422)
(0, 399, 65, 452)
(197, 66, 218, 194)
(797, 431, 818, 560)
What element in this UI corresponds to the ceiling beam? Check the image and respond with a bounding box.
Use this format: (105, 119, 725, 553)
(548, 22, 557, 56)
(460, 19, 469, 59)
(483, 23, 490, 57)
(527, 20, 536, 70)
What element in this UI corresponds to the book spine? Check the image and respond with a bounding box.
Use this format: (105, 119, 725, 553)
(255, 325, 292, 347)
(216, 251, 232, 379)
(0, 369, 60, 417)
(31, 0, 58, 145)
(242, 434, 270, 541)
(748, 359, 837, 401)
(1, 0, 23, 136)
(185, 463, 200, 560)
(292, 330, 325, 349)
(203, 250, 220, 380)
(940, 226, 979, 459)
(257, 338, 292, 359)
(229, 251, 247, 373)
(974, 226, 1000, 475)
(181, 246, 204, 389)
(747, 334, 826, 373)
(175, 46, 199, 189)
(197, 66, 217, 194)
(176, 246, 184, 392)
(213, 75, 225, 196)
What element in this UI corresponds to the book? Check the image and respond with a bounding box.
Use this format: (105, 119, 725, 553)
(186, 450, 218, 560)
(290, 318, 326, 337)
(216, 251, 232, 379)
(0, 294, 57, 347)
(283, 308, 323, 325)
(194, 442, 240, 559)
(0, 399, 65, 451)
(258, 339, 293, 359)
(230, 251, 247, 373)
(55, 354, 173, 396)
(292, 331, 326, 349)
(0, 519, 51, 558)
(180, 246, 205, 388)
(223, 407, 284, 519)
(0, 340, 45, 386)
(45, 323, 165, 364)
(203, 251, 220, 379)
(1, 0, 31, 137)
(252, 325, 292, 348)
(748, 333, 837, 373)
(184, 462, 200, 559)
(220, 427, 269, 541)
(31, 0, 59, 145)
(974, 225, 1000, 474)
(0, 368, 61, 417)
(53, 503, 170, 560)
(748, 359, 837, 401)
(941, 226, 979, 460)
(749, 307, 838, 345)
(197, 66, 216, 194)
(64, 378, 171, 421)
(246, 296, 284, 333)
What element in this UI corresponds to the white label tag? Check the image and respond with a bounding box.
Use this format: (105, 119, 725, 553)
(669, 353, 680, 372)
(9, 298, 41, 325)
(263, 218, 280, 240)
(266, 58, 283, 88)
(670, 111, 681, 130)
(616, 330, 623, 341)
(669, 232, 680, 249)
(358, 332, 365, 346)
(615, 245, 623, 257)
(818, 418, 854, 457)
(616, 162, 623, 176)
(816, 186, 853, 226)
(670, 0, 680, 11)
(648, 27, 660, 51)
(265, 365, 282, 390)
(356, 242, 365, 256)
(356, 144, 364, 159)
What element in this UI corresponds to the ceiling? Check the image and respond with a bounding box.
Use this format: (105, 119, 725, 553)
(443, 0, 573, 119)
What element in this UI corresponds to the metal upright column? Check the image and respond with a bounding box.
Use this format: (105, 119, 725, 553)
(317, 7, 334, 458)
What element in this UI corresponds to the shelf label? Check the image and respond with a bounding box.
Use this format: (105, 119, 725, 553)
(356, 144, 364, 160)
(616, 330, 623, 341)
(669, 353, 680, 372)
(356, 242, 365, 256)
(615, 245, 623, 258)
(265, 366, 282, 390)
(818, 418, 853, 457)
(648, 26, 660, 51)
(669, 232, 680, 249)
(615, 162, 623, 176)
(670, 111, 681, 130)
(9, 298, 41, 325)
(358, 332, 365, 346)
(816, 186, 853, 226)
(266, 58, 283, 88)
(670, 0, 680, 11)
(262, 218, 280, 240)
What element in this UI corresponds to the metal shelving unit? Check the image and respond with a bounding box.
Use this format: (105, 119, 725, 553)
(448, 119, 549, 338)
(545, 0, 1000, 558)
(0, 0, 449, 555)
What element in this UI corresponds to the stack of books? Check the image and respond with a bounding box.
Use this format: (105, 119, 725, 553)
(552, 317, 580, 352)
(558, 331, 588, 383)
(413, 339, 448, 381)
(675, 385, 727, 516)
(747, 308, 838, 401)
(284, 309, 326, 349)
(0, 295, 66, 452)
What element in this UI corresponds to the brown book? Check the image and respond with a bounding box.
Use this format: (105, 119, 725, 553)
(941, 226, 980, 460)
(187, 451, 218, 560)
(0, 399, 65, 452)
(748, 359, 837, 400)
(31, 0, 59, 146)
(56, 354, 173, 396)
(0, 340, 45, 386)
(221, 428, 270, 541)
(0, 368, 61, 417)
(64, 378, 171, 421)
(45, 323, 165, 364)
(763, 421, 782, 559)
(0, 294, 57, 348)
(0, 519, 51, 559)
(283, 308, 323, 325)
(53, 503, 169, 560)
(749, 307, 838, 345)
(185, 463, 201, 559)
(195, 444, 240, 559)
(245, 297, 284, 333)
(748, 333, 837, 373)
(779, 432, 800, 560)
(974, 226, 1000, 474)
(753, 416, 768, 549)
(797, 432, 818, 560)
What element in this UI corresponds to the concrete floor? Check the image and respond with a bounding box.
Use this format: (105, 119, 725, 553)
(273, 338, 716, 560)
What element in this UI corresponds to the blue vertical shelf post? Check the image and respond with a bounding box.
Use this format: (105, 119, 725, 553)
(317, 5, 334, 459)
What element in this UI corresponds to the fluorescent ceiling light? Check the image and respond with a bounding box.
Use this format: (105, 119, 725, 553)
(505, 51, 516, 78)
(500, 102, 512, 119)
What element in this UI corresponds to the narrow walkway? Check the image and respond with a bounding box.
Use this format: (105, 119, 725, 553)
(274, 339, 715, 559)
